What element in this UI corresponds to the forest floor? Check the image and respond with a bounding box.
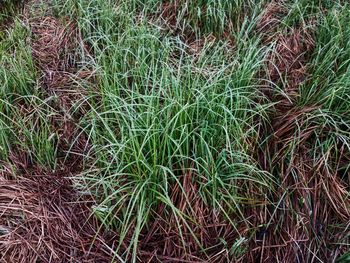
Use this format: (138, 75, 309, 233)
(0, 0, 349, 262)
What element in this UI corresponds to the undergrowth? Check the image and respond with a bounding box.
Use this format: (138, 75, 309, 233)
(0, 0, 349, 262)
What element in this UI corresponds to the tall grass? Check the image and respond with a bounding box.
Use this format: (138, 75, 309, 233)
(0, 20, 57, 167)
(301, 3, 350, 182)
(52, 0, 277, 261)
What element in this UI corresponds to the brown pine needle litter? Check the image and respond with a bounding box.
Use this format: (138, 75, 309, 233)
(0, 161, 114, 263)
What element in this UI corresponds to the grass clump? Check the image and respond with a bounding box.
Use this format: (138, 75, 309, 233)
(0, 20, 58, 167)
(61, 0, 276, 261)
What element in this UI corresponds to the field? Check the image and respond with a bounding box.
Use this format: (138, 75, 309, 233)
(0, 0, 349, 262)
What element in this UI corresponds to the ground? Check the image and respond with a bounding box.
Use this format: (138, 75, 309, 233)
(0, 0, 349, 262)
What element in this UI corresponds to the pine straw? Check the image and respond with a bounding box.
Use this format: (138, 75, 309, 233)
(268, 29, 314, 105)
(158, 0, 235, 49)
(252, 12, 350, 262)
(0, 159, 114, 263)
(30, 15, 92, 111)
(28, 10, 94, 162)
(256, 1, 287, 42)
(254, 137, 350, 262)
(160, 0, 179, 30)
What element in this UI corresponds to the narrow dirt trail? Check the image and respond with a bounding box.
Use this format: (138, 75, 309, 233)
(0, 1, 115, 262)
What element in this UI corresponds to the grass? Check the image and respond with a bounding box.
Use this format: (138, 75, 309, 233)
(0, 0, 349, 262)
(0, 18, 59, 168)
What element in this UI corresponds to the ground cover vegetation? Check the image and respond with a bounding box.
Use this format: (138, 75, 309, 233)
(0, 0, 349, 262)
